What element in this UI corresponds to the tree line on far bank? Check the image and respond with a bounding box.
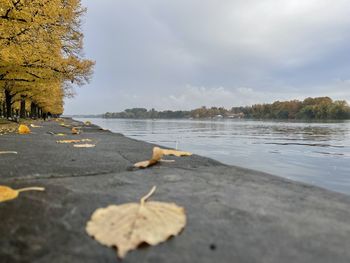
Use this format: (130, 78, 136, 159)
(0, 0, 94, 120)
(103, 97, 350, 120)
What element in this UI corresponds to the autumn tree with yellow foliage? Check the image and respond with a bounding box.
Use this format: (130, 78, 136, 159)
(0, 0, 94, 119)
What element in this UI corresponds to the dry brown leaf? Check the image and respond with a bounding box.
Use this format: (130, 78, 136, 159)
(73, 144, 96, 148)
(161, 149, 192, 157)
(86, 186, 186, 258)
(134, 159, 158, 168)
(153, 146, 164, 160)
(57, 139, 81, 144)
(134, 147, 192, 168)
(0, 186, 45, 203)
(134, 147, 163, 168)
(18, 124, 31, 134)
(56, 139, 92, 144)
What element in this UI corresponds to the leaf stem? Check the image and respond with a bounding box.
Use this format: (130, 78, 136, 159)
(0, 151, 18, 154)
(17, 187, 45, 193)
(140, 186, 157, 205)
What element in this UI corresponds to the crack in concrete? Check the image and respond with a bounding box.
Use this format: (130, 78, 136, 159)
(0, 170, 128, 182)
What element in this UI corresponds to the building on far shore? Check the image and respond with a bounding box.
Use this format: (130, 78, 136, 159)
(227, 113, 245, 119)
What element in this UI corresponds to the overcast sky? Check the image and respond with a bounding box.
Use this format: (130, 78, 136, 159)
(64, 0, 350, 114)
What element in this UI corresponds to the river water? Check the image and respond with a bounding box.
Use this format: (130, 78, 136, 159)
(78, 118, 350, 195)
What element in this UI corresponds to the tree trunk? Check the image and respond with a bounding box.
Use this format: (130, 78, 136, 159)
(20, 95, 26, 119)
(2, 101, 5, 117)
(30, 102, 36, 118)
(5, 89, 12, 119)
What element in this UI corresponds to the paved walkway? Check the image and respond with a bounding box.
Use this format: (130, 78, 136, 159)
(0, 119, 349, 263)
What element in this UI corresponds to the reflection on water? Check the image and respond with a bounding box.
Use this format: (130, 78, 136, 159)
(79, 118, 350, 195)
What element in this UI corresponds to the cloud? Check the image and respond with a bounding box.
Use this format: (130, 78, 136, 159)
(165, 86, 264, 109)
(113, 82, 350, 112)
(147, 0, 350, 84)
(64, 0, 350, 114)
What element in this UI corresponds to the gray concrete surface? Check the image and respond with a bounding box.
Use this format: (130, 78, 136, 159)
(0, 118, 349, 263)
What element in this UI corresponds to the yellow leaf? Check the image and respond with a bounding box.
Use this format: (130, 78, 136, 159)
(85, 121, 92, 125)
(0, 186, 45, 203)
(71, 127, 80, 135)
(18, 124, 31, 134)
(55, 133, 66, 136)
(86, 186, 186, 259)
(134, 147, 192, 168)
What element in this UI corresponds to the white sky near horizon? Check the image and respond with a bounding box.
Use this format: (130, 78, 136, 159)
(64, 0, 350, 114)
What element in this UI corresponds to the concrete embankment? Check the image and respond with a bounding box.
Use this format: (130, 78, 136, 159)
(0, 118, 350, 263)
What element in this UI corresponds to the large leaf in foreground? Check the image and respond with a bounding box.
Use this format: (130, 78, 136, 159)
(86, 186, 186, 258)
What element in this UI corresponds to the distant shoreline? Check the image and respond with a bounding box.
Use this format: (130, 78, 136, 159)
(99, 97, 350, 121)
(71, 116, 350, 123)
(71, 116, 350, 122)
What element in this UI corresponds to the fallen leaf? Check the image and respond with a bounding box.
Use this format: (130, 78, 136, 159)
(18, 124, 31, 134)
(0, 186, 45, 203)
(56, 139, 92, 144)
(134, 159, 158, 168)
(85, 121, 92, 125)
(71, 127, 80, 135)
(134, 147, 163, 168)
(57, 139, 81, 144)
(86, 186, 186, 258)
(153, 146, 164, 159)
(0, 151, 18, 155)
(73, 144, 96, 148)
(30, 124, 43, 128)
(55, 133, 66, 136)
(161, 149, 192, 157)
(134, 147, 192, 168)
(60, 123, 71, 128)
